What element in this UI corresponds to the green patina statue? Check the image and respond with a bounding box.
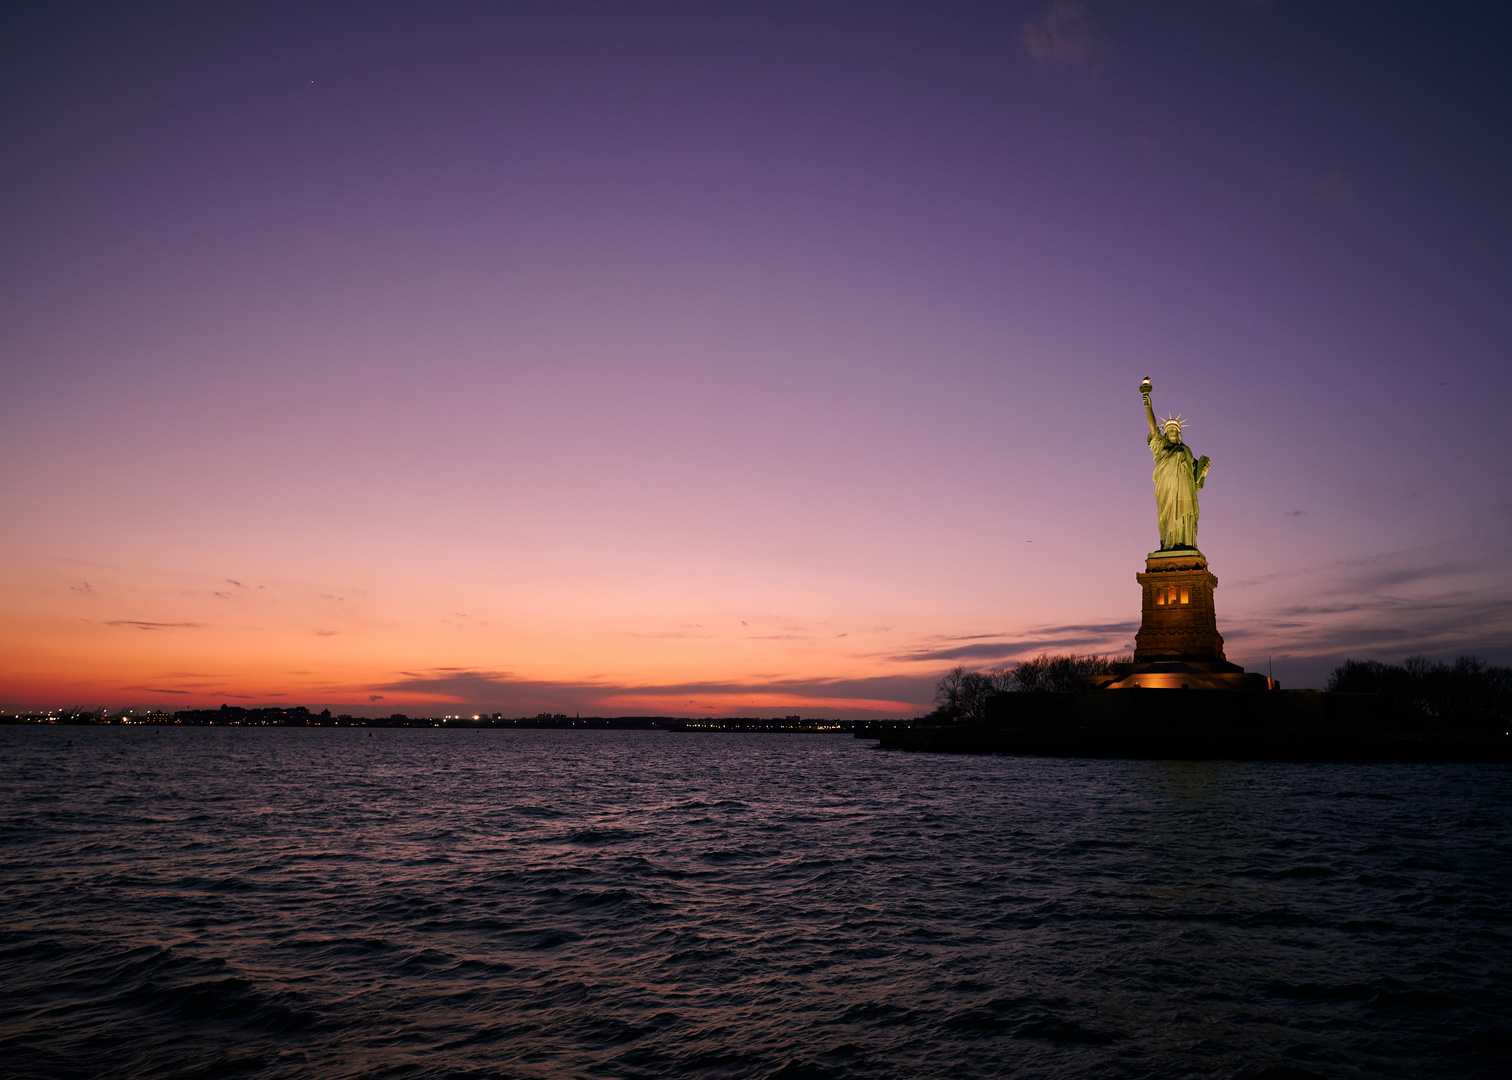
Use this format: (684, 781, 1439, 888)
(1140, 377, 1210, 550)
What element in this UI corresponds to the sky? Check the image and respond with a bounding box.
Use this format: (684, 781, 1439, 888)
(3, 1, 1510, 717)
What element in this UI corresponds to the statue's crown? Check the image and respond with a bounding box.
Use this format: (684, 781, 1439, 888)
(1162, 414, 1187, 432)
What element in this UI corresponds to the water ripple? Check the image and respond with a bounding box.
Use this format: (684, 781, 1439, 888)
(1, 726, 1509, 1079)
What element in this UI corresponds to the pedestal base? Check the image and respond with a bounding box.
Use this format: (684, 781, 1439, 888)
(1101, 548, 1278, 691)
(1096, 658, 1278, 691)
(1133, 549, 1226, 660)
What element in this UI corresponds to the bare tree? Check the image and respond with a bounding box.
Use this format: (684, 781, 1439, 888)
(956, 671, 999, 719)
(1010, 653, 1125, 693)
(1327, 654, 1512, 728)
(933, 665, 968, 716)
(932, 665, 1008, 719)
(932, 654, 1128, 721)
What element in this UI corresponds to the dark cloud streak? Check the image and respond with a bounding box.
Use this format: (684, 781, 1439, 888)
(891, 622, 1137, 663)
(105, 620, 206, 630)
(372, 669, 941, 717)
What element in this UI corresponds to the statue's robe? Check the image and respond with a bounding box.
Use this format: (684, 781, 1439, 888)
(1149, 432, 1200, 549)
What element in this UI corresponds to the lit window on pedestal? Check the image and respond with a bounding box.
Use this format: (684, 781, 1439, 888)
(1180, 586, 1190, 604)
(1155, 588, 1164, 605)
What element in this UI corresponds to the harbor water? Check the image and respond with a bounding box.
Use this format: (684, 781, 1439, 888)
(2, 725, 1508, 1079)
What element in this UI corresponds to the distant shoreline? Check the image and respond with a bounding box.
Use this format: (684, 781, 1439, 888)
(0, 713, 917, 734)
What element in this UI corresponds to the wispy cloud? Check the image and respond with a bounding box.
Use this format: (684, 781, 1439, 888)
(105, 620, 206, 630)
(1021, 1, 1102, 68)
(122, 686, 190, 694)
(1265, 167, 1361, 208)
(371, 669, 939, 717)
(1317, 171, 1356, 199)
(625, 629, 716, 639)
(1332, 560, 1475, 593)
(1239, 590, 1512, 656)
(890, 621, 1137, 663)
(1224, 534, 1512, 675)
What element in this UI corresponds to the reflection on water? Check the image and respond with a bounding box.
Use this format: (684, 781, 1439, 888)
(1, 726, 1508, 1079)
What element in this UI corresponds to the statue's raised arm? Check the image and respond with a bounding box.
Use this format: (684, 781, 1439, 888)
(1140, 377, 1158, 439)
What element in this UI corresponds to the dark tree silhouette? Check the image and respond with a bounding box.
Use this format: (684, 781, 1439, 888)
(932, 653, 1127, 719)
(1327, 655, 1512, 728)
(1009, 653, 1124, 693)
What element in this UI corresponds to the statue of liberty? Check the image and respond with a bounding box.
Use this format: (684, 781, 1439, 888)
(1140, 378, 1210, 550)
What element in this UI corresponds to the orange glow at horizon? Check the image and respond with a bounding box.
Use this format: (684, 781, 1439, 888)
(0, 543, 1029, 716)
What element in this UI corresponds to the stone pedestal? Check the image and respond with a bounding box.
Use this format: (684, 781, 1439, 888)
(1133, 549, 1224, 661)
(1097, 549, 1278, 691)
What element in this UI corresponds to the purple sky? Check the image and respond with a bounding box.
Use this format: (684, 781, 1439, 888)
(3, 2, 1510, 714)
